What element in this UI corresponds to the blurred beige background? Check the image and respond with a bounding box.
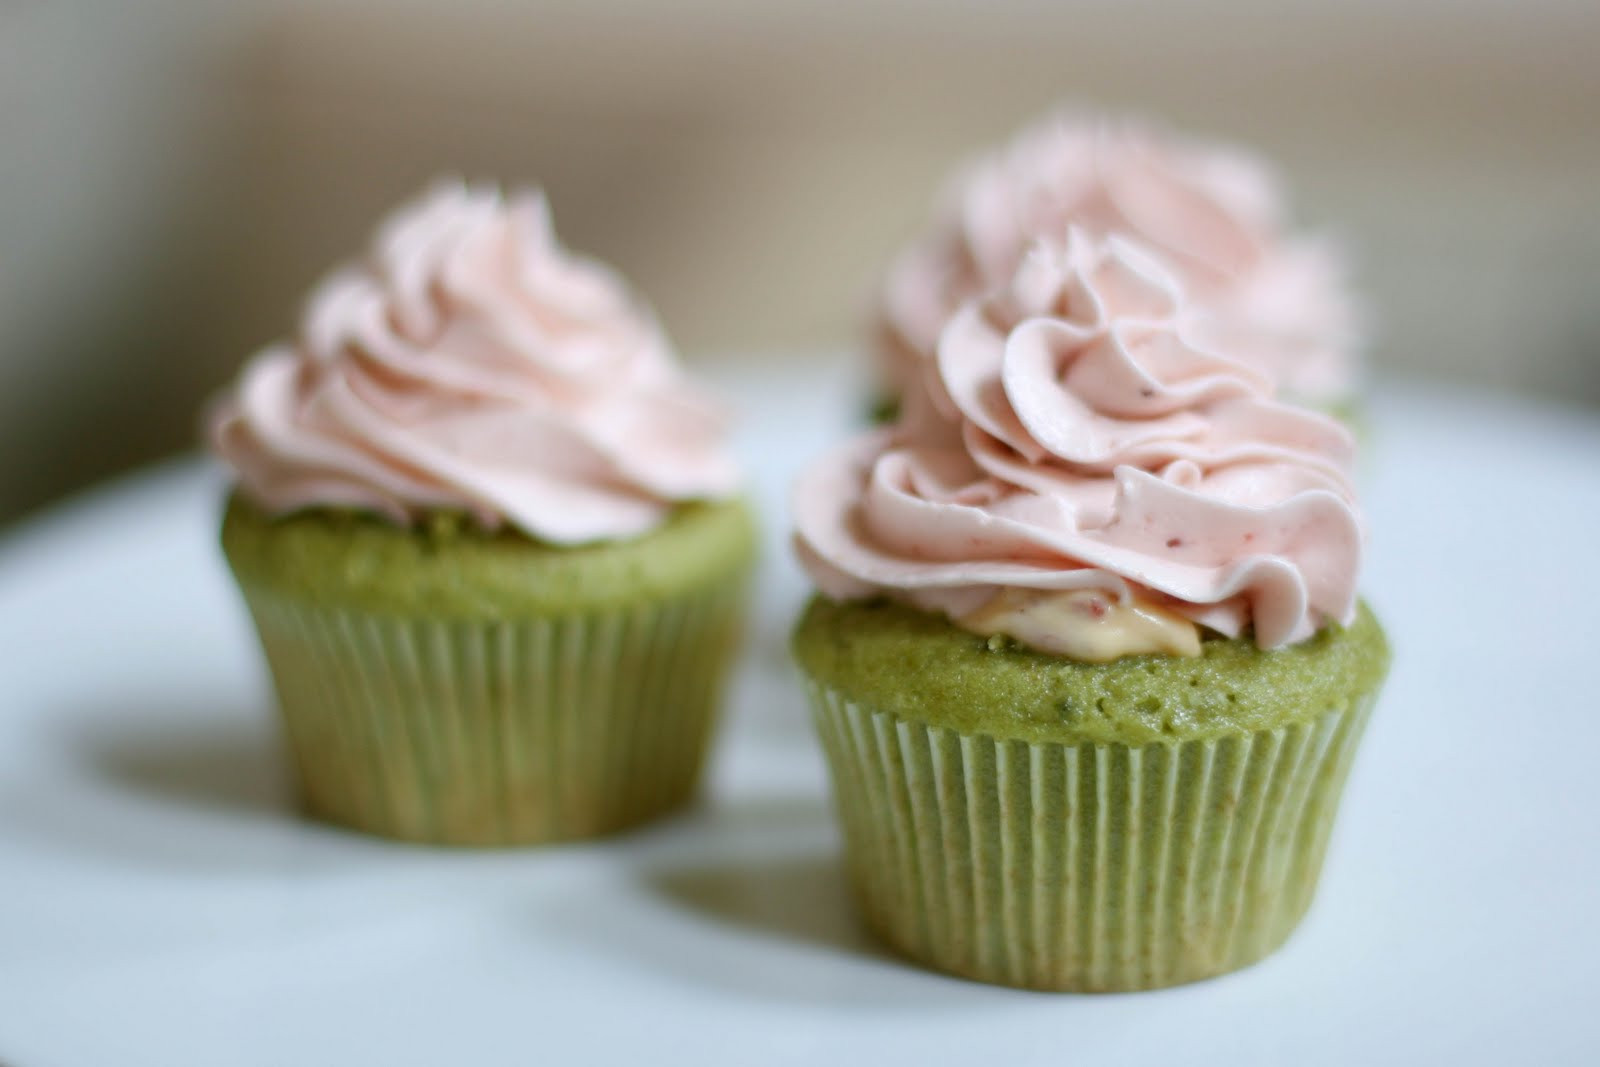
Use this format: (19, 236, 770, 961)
(3, 0, 1599, 525)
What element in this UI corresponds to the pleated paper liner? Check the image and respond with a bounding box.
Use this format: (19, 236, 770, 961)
(237, 578, 746, 846)
(807, 679, 1378, 992)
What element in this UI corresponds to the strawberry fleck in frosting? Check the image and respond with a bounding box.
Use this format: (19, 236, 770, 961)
(878, 111, 1359, 411)
(799, 231, 1363, 659)
(209, 181, 740, 545)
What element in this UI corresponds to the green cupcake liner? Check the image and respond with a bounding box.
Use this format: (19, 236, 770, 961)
(806, 678, 1378, 991)
(238, 579, 746, 846)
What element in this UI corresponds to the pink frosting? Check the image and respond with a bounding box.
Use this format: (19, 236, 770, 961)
(800, 231, 1363, 650)
(878, 112, 1359, 409)
(209, 181, 740, 544)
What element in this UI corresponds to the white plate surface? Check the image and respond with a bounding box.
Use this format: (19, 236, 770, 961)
(1, 361, 1597, 1066)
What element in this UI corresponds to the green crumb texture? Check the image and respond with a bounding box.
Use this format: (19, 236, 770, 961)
(792, 596, 1390, 747)
(221, 493, 758, 618)
(867, 394, 902, 425)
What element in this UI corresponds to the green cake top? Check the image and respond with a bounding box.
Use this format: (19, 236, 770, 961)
(221, 494, 756, 618)
(793, 596, 1389, 746)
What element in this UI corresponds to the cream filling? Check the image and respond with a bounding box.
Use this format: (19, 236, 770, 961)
(958, 587, 1202, 662)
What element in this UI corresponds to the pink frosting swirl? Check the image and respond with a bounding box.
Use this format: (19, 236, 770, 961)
(800, 231, 1363, 650)
(208, 181, 740, 545)
(878, 112, 1359, 409)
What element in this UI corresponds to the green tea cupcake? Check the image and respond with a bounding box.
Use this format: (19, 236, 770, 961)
(207, 181, 755, 846)
(793, 230, 1387, 990)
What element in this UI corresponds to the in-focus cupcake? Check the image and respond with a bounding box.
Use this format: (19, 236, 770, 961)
(208, 181, 756, 846)
(795, 231, 1388, 990)
(874, 111, 1360, 419)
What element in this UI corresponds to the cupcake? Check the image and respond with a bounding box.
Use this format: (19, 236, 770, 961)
(208, 181, 756, 846)
(794, 231, 1388, 990)
(874, 110, 1360, 419)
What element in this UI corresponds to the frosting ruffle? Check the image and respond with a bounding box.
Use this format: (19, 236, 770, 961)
(878, 112, 1359, 410)
(209, 181, 740, 544)
(802, 231, 1362, 650)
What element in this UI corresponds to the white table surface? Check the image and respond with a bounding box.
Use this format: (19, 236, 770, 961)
(2, 361, 1598, 1067)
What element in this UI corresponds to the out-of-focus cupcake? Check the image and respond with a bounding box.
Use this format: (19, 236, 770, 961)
(795, 231, 1388, 990)
(208, 181, 756, 846)
(873, 111, 1361, 419)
